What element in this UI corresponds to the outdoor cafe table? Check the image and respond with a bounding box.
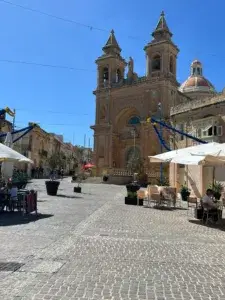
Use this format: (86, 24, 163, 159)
(0, 189, 37, 214)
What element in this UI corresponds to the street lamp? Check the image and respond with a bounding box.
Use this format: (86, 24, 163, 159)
(131, 127, 137, 182)
(158, 102, 163, 185)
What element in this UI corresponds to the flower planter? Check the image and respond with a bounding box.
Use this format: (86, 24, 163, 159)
(74, 186, 81, 193)
(124, 197, 143, 206)
(126, 183, 140, 193)
(103, 175, 108, 182)
(181, 191, 190, 201)
(45, 181, 60, 196)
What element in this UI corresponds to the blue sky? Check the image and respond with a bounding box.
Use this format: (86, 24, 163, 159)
(0, 0, 224, 147)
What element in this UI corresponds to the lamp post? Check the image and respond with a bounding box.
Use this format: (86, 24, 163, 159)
(158, 102, 163, 185)
(131, 127, 136, 182)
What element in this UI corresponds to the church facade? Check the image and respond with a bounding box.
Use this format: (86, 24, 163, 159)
(91, 12, 187, 177)
(91, 11, 225, 192)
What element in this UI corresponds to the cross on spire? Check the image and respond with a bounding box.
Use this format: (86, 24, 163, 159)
(152, 11, 172, 40)
(102, 29, 121, 54)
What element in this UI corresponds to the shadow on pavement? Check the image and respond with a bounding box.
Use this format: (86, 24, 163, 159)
(57, 194, 83, 199)
(147, 206, 188, 211)
(189, 219, 225, 231)
(0, 212, 53, 226)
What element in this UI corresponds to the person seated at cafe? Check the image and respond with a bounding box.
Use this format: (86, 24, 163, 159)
(202, 189, 216, 208)
(202, 188, 218, 222)
(10, 183, 18, 200)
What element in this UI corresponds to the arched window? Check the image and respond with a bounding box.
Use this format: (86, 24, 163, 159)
(103, 67, 109, 82)
(169, 56, 174, 73)
(116, 69, 121, 83)
(128, 116, 140, 125)
(197, 67, 201, 75)
(152, 55, 161, 71)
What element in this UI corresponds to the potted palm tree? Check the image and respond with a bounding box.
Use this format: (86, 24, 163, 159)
(209, 181, 224, 200)
(74, 170, 87, 193)
(45, 152, 63, 196)
(180, 185, 190, 201)
(125, 156, 142, 205)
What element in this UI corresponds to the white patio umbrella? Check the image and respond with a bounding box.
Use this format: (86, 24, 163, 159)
(170, 154, 225, 166)
(148, 142, 224, 163)
(0, 140, 33, 163)
(1, 132, 14, 180)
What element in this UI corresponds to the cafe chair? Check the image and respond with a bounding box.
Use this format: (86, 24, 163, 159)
(202, 203, 219, 225)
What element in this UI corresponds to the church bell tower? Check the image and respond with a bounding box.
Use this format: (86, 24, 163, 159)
(144, 11, 179, 80)
(96, 30, 127, 89)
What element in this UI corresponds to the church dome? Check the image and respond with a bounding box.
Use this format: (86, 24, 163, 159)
(179, 60, 215, 94)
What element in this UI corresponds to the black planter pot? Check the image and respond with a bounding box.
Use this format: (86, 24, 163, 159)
(181, 192, 190, 201)
(125, 196, 137, 205)
(124, 197, 143, 206)
(74, 186, 81, 193)
(195, 207, 203, 219)
(103, 175, 109, 182)
(45, 181, 60, 196)
(138, 199, 143, 206)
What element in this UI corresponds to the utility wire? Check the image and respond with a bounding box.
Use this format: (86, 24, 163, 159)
(0, 0, 141, 40)
(15, 121, 91, 127)
(0, 0, 107, 32)
(0, 59, 95, 72)
(0, 1, 223, 54)
(15, 108, 90, 116)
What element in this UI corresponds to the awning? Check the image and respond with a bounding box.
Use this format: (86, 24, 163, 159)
(171, 154, 225, 166)
(0, 142, 33, 163)
(148, 142, 224, 163)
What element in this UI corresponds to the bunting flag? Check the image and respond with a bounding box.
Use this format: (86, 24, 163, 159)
(4, 107, 15, 117)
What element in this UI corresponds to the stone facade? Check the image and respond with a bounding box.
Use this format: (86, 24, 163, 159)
(13, 124, 78, 176)
(170, 78, 225, 197)
(91, 12, 187, 178)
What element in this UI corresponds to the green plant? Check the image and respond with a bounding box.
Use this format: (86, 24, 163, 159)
(47, 152, 64, 170)
(209, 181, 224, 193)
(209, 181, 224, 200)
(156, 177, 169, 186)
(76, 170, 87, 187)
(180, 185, 190, 194)
(180, 185, 190, 201)
(127, 191, 137, 198)
(127, 157, 144, 174)
(12, 171, 28, 183)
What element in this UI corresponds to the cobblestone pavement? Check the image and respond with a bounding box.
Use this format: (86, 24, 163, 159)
(1, 179, 225, 299)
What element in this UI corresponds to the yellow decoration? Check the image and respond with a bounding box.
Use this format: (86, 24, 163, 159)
(4, 107, 15, 117)
(146, 117, 150, 123)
